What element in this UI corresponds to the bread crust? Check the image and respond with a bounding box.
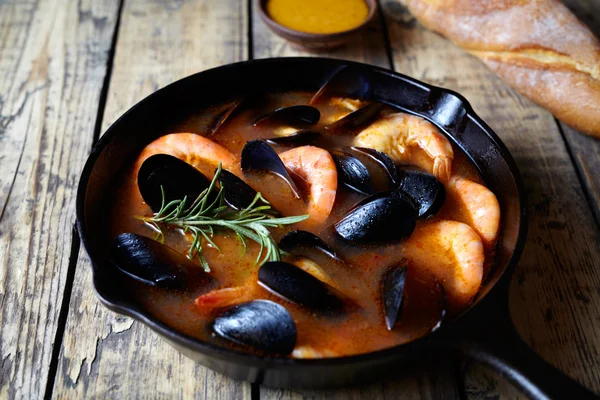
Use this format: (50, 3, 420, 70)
(401, 0, 600, 137)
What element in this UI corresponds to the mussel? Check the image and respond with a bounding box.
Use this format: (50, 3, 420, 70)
(217, 169, 258, 210)
(334, 191, 417, 244)
(350, 147, 397, 187)
(381, 266, 407, 330)
(397, 168, 445, 218)
(310, 65, 371, 105)
(253, 105, 320, 129)
(331, 150, 374, 196)
(240, 140, 301, 199)
(279, 230, 345, 266)
(380, 267, 447, 333)
(325, 103, 384, 135)
(210, 99, 243, 136)
(138, 154, 211, 212)
(265, 130, 321, 147)
(110, 233, 214, 289)
(213, 300, 297, 354)
(258, 261, 348, 314)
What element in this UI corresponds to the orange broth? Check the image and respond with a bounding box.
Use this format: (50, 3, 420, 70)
(108, 92, 493, 357)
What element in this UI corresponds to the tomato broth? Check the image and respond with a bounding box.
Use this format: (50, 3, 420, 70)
(108, 91, 497, 358)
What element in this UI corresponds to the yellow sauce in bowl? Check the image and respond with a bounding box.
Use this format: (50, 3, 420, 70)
(266, 0, 370, 34)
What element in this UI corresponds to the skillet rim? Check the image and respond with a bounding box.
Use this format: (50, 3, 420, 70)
(75, 57, 529, 368)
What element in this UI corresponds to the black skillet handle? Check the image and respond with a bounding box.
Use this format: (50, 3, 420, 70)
(440, 287, 599, 400)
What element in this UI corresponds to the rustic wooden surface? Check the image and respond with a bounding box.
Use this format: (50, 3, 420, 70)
(0, 1, 121, 398)
(0, 0, 598, 398)
(52, 0, 250, 399)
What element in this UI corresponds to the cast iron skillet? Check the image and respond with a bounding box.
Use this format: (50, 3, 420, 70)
(76, 58, 597, 399)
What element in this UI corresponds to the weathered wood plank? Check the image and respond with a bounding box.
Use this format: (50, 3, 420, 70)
(0, 0, 121, 398)
(559, 0, 600, 226)
(252, 5, 462, 400)
(52, 0, 251, 398)
(381, 0, 600, 397)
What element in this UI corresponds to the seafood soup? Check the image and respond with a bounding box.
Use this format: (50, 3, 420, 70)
(108, 69, 500, 358)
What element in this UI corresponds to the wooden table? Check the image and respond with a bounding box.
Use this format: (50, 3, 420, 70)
(1, 0, 599, 398)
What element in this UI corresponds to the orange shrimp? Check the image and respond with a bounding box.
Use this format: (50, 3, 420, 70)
(134, 133, 238, 178)
(353, 113, 454, 182)
(195, 287, 251, 311)
(447, 176, 501, 249)
(403, 220, 484, 311)
(292, 345, 340, 359)
(279, 146, 338, 228)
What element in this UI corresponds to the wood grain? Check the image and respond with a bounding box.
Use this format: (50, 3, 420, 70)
(381, 0, 600, 397)
(52, 0, 251, 398)
(0, 0, 120, 398)
(252, 4, 462, 400)
(559, 0, 600, 226)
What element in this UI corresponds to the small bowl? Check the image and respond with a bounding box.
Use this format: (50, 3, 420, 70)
(258, 0, 378, 50)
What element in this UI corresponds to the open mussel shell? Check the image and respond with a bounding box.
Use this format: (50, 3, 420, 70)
(350, 147, 397, 187)
(331, 150, 374, 196)
(210, 99, 243, 136)
(279, 230, 345, 265)
(110, 233, 214, 289)
(397, 169, 445, 218)
(253, 105, 320, 129)
(258, 261, 347, 315)
(217, 169, 258, 210)
(138, 154, 211, 212)
(325, 103, 384, 135)
(241, 140, 301, 198)
(381, 266, 407, 330)
(310, 65, 371, 105)
(265, 130, 321, 147)
(213, 300, 297, 354)
(334, 191, 417, 244)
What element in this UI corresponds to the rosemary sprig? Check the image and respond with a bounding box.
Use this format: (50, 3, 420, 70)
(139, 163, 308, 272)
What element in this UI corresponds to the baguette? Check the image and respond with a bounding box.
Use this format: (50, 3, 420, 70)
(399, 0, 600, 138)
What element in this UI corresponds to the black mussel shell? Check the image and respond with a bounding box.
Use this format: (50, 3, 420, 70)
(241, 140, 301, 199)
(258, 261, 347, 314)
(325, 103, 384, 135)
(334, 191, 417, 244)
(110, 233, 213, 289)
(213, 300, 296, 354)
(310, 65, 371, 105)
(210, 99, 243, 136)
(331, 150, 374, 196)
(381, 265, 407, 330)
(265, 130, 321, 146)
(217, 169, 258, 210)
(397, 169, 445, 218)
(431, 281, 447, 333)
(350, 147, 397, 187)
(138, 154, 211, 212)
(279, 230, 345, 265)
(253, 105, 320, 129)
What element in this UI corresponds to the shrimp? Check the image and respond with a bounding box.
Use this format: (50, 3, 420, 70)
(292, 345, 340, 359)
(292, 258, 338, 290)
(134, 133, 238, 178)
(353, 113, 454, 182)
(447, 177, 500, 249)
(403, 220, 484, 311)
(194, 286, 252, 311)
(279, 146, 338, 227)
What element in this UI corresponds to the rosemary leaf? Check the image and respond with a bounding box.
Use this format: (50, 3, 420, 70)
(142, 163, 308, 272)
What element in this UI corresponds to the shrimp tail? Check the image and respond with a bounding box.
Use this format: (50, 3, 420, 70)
(433, 156, 452, 182)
